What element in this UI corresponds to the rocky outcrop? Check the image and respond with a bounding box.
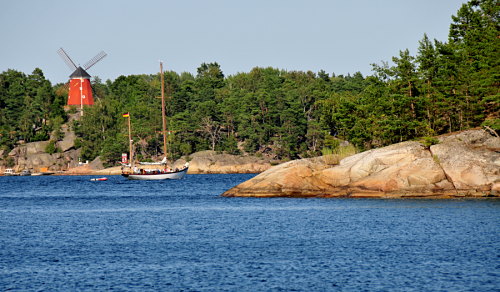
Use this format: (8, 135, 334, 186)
(56, 124, 76, 152)
(222, 129, 500, 198)
(5, 141, 80, 172)
(3, 121, 100, 174)
(176, 150, 275, 174)
(1, 119, 97, 174)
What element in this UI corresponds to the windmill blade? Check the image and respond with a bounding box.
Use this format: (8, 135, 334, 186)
(57, 48, 77, 71)
(83, 51, 107, 70)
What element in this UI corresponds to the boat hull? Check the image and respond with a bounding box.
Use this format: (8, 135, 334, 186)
(122, 167, 188, 180)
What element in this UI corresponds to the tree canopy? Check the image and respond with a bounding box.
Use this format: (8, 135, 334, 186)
(1, 0, 498, 166)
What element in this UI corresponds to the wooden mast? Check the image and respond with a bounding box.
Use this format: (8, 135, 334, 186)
(127, 113, 133, 166)
(160, 62, 168, 161)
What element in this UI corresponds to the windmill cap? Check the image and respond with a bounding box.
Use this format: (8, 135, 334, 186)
(69, 66, 91, 79)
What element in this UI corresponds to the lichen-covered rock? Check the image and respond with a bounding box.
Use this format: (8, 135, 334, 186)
(223, 129, 500, 198)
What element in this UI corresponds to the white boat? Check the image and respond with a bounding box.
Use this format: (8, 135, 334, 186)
(121, 62, 189, 180)
(122, 166, 188, 180)
(20, 170, 31, 176)
(3, 169, 18, 176)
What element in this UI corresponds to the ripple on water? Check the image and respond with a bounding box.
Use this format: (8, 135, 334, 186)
(0, 174, 498, 291)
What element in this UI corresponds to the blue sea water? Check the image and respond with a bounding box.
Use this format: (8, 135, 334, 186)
(0, 174, 498, 291)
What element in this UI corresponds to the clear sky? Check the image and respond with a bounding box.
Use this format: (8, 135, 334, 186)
(0, 0, 466, 85)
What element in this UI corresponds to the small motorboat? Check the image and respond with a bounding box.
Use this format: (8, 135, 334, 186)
(20, 170, 31, 176)
(90, 177, 108, 182)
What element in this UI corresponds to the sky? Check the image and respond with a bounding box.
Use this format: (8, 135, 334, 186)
(1, 0, 467, 85)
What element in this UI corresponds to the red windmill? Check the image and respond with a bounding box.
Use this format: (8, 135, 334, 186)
(57, 48, 107, 114)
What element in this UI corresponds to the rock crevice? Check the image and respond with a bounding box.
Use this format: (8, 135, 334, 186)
(427, 147, 458, 194)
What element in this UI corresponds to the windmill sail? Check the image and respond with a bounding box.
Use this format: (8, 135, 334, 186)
(57, 48, 77, 71)
(84, 51, 107, 70)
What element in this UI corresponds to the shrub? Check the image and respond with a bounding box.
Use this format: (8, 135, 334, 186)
(6, 157, 15, 167)
(420, 137, 439, 149)
(45, 140, 60, 154)
(482, 119, 500, 134)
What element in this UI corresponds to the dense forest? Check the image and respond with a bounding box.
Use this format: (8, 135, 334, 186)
(0, 0, 498, 166)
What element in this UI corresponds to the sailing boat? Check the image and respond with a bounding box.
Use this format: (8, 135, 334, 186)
(121, 62, 189, 180)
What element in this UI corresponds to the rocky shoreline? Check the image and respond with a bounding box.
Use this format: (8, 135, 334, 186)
(222, 129, 500, 198)
(1, 148, 276, 176)
(3, 128, 499, 200)
(60, 151, 276, 175)
(1, 115, 275, 176)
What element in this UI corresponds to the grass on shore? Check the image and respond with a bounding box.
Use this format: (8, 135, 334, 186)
(321, 145, 358, 165)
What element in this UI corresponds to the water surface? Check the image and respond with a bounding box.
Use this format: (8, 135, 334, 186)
(0, 174, 498, 291)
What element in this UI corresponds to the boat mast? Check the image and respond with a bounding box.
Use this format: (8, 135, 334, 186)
(160, 62, 168, 161)
(127, 113, 134, 167)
